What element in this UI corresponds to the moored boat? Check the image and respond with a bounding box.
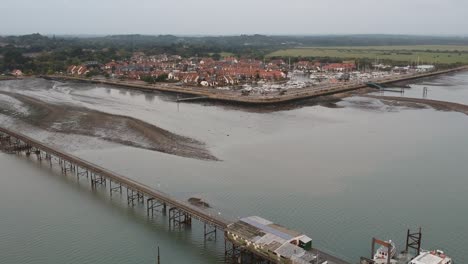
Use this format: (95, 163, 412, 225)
(409, 250, 452, 264)
(373, 240, 397, 263)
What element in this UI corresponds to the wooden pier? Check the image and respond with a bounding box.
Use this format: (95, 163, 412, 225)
(0, 127, 227, 232)
(0, 127, 351, 264)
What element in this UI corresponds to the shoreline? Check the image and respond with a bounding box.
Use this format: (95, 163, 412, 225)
(0, 77, 21, 81)
(38, 66, 468, 105)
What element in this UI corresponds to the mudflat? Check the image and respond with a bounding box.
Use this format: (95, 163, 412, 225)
(0, 91, 217, 160)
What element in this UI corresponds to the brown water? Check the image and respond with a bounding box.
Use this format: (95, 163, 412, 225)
(0, 74, 467, 264)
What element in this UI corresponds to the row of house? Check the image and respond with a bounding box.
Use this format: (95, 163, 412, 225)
(66, 54, 367, 87)
(68, 54, 289, 86)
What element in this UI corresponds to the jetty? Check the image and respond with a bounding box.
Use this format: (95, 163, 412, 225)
(364, 95, 468, 115)
(0, 127, 350, 264)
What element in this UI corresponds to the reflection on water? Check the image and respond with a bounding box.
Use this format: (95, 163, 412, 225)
(0, 153, 222, 264)
(0, 73, 467, 264)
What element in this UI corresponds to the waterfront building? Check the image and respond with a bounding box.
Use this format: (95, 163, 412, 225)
(226, 216, 317, 264)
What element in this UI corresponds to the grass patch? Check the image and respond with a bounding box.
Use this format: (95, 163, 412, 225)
(268, 45, 468, 64)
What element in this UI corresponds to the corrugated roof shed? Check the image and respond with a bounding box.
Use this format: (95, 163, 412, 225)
(240, 216, 299, 241)
(227, 216, 319, 264)
(275, 243, 305, 258)
(255, 233, 286, 246)
(412, 253, 444, 264)
(228, 219, 264, 240)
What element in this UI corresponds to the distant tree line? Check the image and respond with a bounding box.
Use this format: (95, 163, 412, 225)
(2, 34, 468, 75)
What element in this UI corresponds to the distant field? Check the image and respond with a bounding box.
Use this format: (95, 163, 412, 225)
(302, 45, 468, 51)
(268, 45, 468, 64)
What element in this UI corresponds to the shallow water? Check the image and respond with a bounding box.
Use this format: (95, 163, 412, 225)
(0, 73, 467, 264)
(377, 71, 468, 105)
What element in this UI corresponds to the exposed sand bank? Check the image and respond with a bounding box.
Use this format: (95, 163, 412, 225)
(0, 91, 217, 160)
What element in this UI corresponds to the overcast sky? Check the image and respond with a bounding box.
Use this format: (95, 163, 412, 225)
(1, 0, 468, 36)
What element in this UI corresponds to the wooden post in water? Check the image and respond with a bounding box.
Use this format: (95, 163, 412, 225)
(157, 246, 160, 264)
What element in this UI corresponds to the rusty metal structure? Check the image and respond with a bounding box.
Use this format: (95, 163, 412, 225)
(405, 228, 422, 256)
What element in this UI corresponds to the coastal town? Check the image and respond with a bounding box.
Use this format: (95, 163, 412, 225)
(5, 51, 462, 106)
(63, 53, 437, 95)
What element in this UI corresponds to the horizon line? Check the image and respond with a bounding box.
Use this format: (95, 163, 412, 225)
(1, 33, 468, 38)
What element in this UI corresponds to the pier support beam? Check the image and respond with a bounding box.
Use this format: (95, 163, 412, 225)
(109, 180, 122, 196)
(168, 208, 191, 229)
(60, 160, 73, 175)
(126, 188, 144, 206)
(204, 223, 217, 241)
(91, 174, 106, 188)
(225, 238, 273, 264)
(8, 142, 31, 154)
(224, 239, 241, 264)
(0, 134, 10, 143)
(147, 198, 166, 216)
(76, 167, 89, 180)
(34, 149, 42, 161)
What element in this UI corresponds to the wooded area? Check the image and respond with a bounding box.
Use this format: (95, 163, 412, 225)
(1, 34, 468, 74)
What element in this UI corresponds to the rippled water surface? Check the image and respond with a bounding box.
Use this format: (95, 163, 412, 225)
(0, 73, 467, 264)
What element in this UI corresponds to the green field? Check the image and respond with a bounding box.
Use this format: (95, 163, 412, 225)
(268, 45, 468, 64)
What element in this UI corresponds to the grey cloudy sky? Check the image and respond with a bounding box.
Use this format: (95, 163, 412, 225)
(1, 0, 468, 35)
